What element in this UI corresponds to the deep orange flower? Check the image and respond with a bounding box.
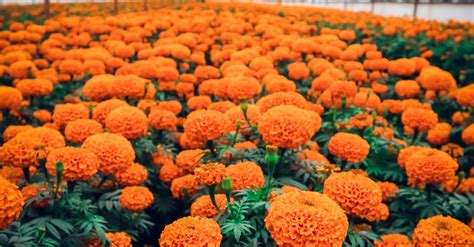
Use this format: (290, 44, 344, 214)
(0, 176, 24, 230)
(194, 65, 220, 81)
(159, 163, 183, 184)
(82, 74, 114, 101)
(2, 125, 33, 142)
(207, 101, 236, 113)
(187, 95, 212, 111)
(159, 216, 222, 246)
(157, 101, 182, 115)
(287, 62, 310, 80)
(92, 99, 128, 125)
(82, 133, 135, 175)
(191, 194, 229, 218)
(224, 104, 261, 133)
(0, 86, 23, 110)
(426, 123, 451, 146)
(103, 232, 132, 247)
(46, 147, 99, 181)
(183, 110, 229, 142)
(401, 107, 438, 132)
(406, 148, 458, 187)
(170, 174, 198, 199)
(376, 181, 399, 201)
(225, 161, 265, 190)
(16, 78, 53, 97)
(52, 103, 89, 129)
(265, 191, 348, 246)
(397, 146, 426, 169)
(115, 163, 148, 186)
(412, 216, 473, 246)
(394, 80, 420, 98)
(454, 84, 474, 108)
(226, 76, 262, 101)
(256, 91, 307, 113)
(388, 58, 416, 76)
(148, 109, 178, 131)
(33, 109, 52, 123)
(461, 123, 474, 145)
(120, 186, 154, 212)
(105, 106, 148, 139)
(258, 105, 320, 149)
(194, 163, 226, 186)
(328, 132, 370, 163)
(374, 234, 411, 247)
(175, 149, 205, 173)
(64, 119, 103, 144)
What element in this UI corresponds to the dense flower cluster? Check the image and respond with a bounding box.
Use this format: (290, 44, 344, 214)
(159, 216, 222, 246)
(412, 216, 473, 246)
(0, 176, 24, 230)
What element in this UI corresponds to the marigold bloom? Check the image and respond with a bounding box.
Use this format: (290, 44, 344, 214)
(226, 76, 262, 101)
(104, 232, 132, 247)
(120, 186, 154, 212)
(0, 86, 23, 110)
(376, 181, 399, 201)
(16, 78, 53, 97)
(115, 163, 148, 186)
(406, 148, 458, 187)
(0, 176, 24, 230)
(418, 66, 456, 92)
(224, 104, 261, 133)
(191, 194, 229, 218)
(194, 65, 220, 81)
(374, 234, 411, 247)
(92, 99, 128, 125)
(2, 125, 33, 142)
(265, 191, 348, 246)
(225, 161, 265, 191)
(148, 109, 178, 131)
(461, 124, 474, 145)
(394, 80, 420, 98)
(82, 74, 114, 101)
(397, 146, 426, 169)
(324, 171, 385, 221)
(401, 107, 438, 132)
(64, 119, 103, 144)
(388, 58, 416, 76)
(258, 105, 319, 149)
(183, 110, 229, 142)
(82, 133, 135, 175)
(264, 75, 296, 94)
(427, 123, 451, 146)
(256, 91, 307, 113)
(170, 174, 198, 199)
(46, 147, 99, 181)
(105, 106, 148, 139)
(453, 85, 474, 108)
(159, 163, 183, 184)
(412, 216, 473, 246)
(53, 103, 89, 129)
(328, 132, 370, 163)
(112, 75, 156, 99)
(187, 96, 212, 111)
(207, 101, 236, 113)
(194, 163, 226, 186)
(159, 216, 222, 247)
(175, 149, 204, 173)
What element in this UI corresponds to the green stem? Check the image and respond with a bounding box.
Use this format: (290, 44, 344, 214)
(265, 162, 276, 196)
(67, 181, 76, 194)
(208, 185, 220, 212)
(22, 167, 31, 184)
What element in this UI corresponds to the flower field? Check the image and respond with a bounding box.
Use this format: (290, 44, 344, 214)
(0, 2, 473, 246)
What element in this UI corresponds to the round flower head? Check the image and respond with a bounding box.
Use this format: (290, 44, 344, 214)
(207, 101, 236, 113)
(64, 119, 103, 144)
(187, 96, 211, 111)
(258, 105, 320, 149)
(104, 232, 132, 247)
(426, 123, 451, 146)
(176, 149, 205, 172)
(401, 107, 438, 133)
(183, 110, 230, 142)
(159, 216, 222, 247)
(33, 110, 52, 123)
(224, 104, 262, 133)
(92, 99, 128, 125)
(0, 86, 23, 110)
(16, 78, 53, 96)
(82, 133, 135, 175)
(265, 191, 348, 246)
(454, 85, 474, 108)
(394, 80, 420, 98)
(111, 75, 156, 99)
(226, 76, 262, 101)
(287, 62, 310, 80)
(328, 132, 370, 163)
(2, 125, 33, 142)
(0, 176, 24, 230)
(194, 163, 226, 186)
(171, 174, 198, 199)
(323, 171, 385, 221)
(387, 58, 416, 76)
(159, 163, 183, 184)
(412, 216, 473, 246)
(115, 163, 148, 186)
(119, 186, 154, 212)
(406, 148, 458, 187)
(461, 123, 474, 146)
(191, 194, 229, 218)
(46, 147, 99, 182)
(376, 182, 399, 201)
(397, 146, 427, 169)
(105, 106, 148, 139)
(418, 66, 456, 92)
(256, 91, 307, 113)
(82, 74, 114, 101)
(225, 161, 265, 191)
(374, 234, 411, 247)
(148, 109, 178, 131)
(53, 103, 90, 129)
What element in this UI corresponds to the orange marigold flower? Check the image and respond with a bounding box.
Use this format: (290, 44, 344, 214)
(441, 143, 464, 158)
(461, 123, 474, 145)
(374, 234, 411, 247)
(112, 75, 156, 99)
(82, 133, 135, 175)
(58, 59, 82, 75)
(8, 60, 38, 79)
(406, 148, 458, 187)
(65, 119, 103, 144)
(105, 106, 148, 139)
(287, 62, 310, 80)
(52, 103, 89, 129)
(224, 104, 261, 133)
(194, 163, 226, 186)
(82, 74, 114, 101)
(148, 109, 178, 131)
(191, 194, 229, 218)
(46, 147, 99, 181)
(418, 66, 456, 92)
(350, 113, 374, 130)
(207, 101, 236, 113)
(401, 107, 438, 132)
(427, 123, 451, 146)
(115, 163, 148, 186)
(324, 171, 385, 221)
(397, 146, 426, 169)
(120, 186, 154, 212)
(258, 105, 320, 149)
(159, 216, 222, 246)
(33, 109, 52, 123)
(194, 65, 220, 81)
(453, 85, 474, 108)
(159, 163, 183, 184)
(256, 91, 307, 113)
(388, 58, 416, 77)
(328, 132, 370, 163)
(2, 125, 33, 142)
(412, 216, 473, 246)
(264, 74, 296, 94)
(457, 178, 474, 194)
(170, 174, 198, 199)
(0, 166, 24, 184)
(226, 76, 262, 101)
(265, 191, 348, 246)
(0, 86, 23, 110)
(183, 110, 229, 142)
(376, 181, 399, 201)
(176, 149, 204, 172)
(16, 78, 53, 97)
(225, 161, 265, 191)
(394, 80, 420, 98)
(92, 99, 128, 125)
(104, 232, 132, 247)
(0, 176, 24, 230)
(187, 96, 212, 111)
(352, 89, 381, 109)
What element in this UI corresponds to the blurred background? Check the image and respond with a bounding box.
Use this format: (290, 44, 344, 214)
(0, 0, 472, 22)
